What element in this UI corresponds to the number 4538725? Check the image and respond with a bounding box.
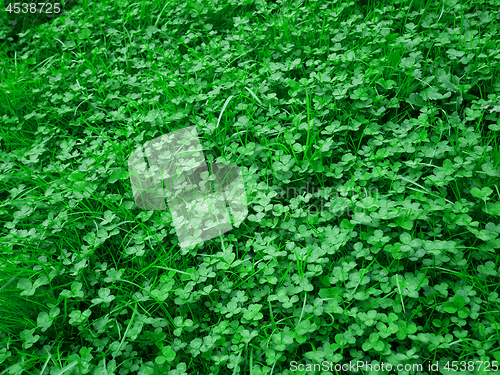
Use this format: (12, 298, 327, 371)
(444, 361, 498, 372)
(5, 3, 61, 14)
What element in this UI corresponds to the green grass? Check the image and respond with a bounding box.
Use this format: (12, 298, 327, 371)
(1, 0, 500, 374)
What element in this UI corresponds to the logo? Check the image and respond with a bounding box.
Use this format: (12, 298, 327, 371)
(128, 126, 248, 250)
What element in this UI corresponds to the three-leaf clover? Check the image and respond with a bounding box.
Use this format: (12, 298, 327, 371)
(155, 345, 176, 365)
(37, 307, 61, 332)
(17, 275, 48, 296)
(361, 332, 384, 352)
(242, 304, 263, 321)
(91, 288, 115, 305)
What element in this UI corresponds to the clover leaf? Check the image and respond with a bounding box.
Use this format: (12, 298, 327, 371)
(156, 345, 176, 365)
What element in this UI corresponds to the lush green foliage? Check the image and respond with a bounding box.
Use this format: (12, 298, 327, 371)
(1, 0, 500, 373)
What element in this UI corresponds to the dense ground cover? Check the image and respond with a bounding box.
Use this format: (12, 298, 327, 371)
(1, 0, 500, 373)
